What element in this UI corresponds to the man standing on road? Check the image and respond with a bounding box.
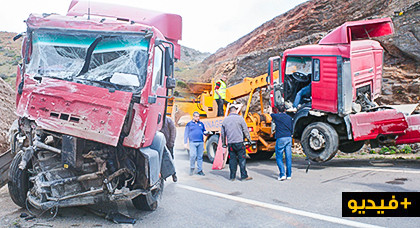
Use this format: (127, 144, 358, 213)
(221, 106, 253, 181)
(214, 75, 228, 117)
(184, 112, 206, 176)
(161, 116, 178, 182)
(270, 105, 294, 181)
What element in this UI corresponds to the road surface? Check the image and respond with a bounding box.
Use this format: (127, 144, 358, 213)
(0, 128, 419, 227)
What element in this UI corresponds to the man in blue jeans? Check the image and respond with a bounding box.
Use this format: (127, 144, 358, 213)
(184, 112, 206, 176)
(270, 105, 294, 181)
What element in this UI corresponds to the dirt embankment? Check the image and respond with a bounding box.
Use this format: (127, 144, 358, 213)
(0, 78, 16, 153)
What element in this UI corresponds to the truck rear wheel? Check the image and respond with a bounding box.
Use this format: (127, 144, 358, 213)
(132, 179, 164, 211)
(339, 140, 365, 153)
(8, 151, 31, 208)
(301, 122, 338, 162)
(206, 135, 219, 162)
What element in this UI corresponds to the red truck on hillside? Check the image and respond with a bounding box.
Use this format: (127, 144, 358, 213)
(268, 18, 420, 162)
(8, 0, 181, 211)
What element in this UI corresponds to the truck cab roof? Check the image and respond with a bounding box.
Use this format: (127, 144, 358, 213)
(284, 17, 393, 59)
(66, 0, 182, 59)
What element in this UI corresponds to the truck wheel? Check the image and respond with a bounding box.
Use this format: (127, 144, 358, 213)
(301, 122, 338, 162)
(206, 135, 219, 162)
(339, 140, 365, 153)
(8, 151, 31, 208)
(132, 179, 164, 211)
(249, 151, 274, 160)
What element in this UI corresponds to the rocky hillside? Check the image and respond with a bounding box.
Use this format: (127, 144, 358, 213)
(174, 46, 210, 82)
(198, 0, 419, 106)
(0, 77, 16, 153)
(0, 32, 20, 87)
(0, 32, 19, 153)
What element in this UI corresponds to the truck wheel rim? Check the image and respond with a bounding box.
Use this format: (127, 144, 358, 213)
(309, 129, 326, 151)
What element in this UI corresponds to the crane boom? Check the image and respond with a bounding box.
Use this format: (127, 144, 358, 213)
(226, 70, 279, 100)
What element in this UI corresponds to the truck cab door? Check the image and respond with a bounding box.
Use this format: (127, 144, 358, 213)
(147, 45, 167, 131)
(267, 56, 283, 112)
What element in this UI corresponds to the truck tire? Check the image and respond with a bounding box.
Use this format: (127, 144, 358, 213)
(8, 151, 31, 208)
(249, 151, 274, 160)
(206, 135, 219, 162)
(132, 179, 164, 211)
(301, 122, 338, 162)
(339, 140, 365, 153)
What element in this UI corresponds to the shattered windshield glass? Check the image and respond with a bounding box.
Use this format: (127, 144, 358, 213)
(26, 29, 149, 92)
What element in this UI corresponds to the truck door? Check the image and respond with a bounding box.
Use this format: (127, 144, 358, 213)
(146, 45, 167, 138)
(311, 56, 338, 113)
(267, 56, 283, 111)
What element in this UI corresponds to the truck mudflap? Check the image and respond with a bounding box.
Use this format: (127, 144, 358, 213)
(161, 146, 176, 179)
(396, 114, 420, 144)
(139, 132, 176, 186)
(349, 109, 408, 141)
(0, 150, 12, 188)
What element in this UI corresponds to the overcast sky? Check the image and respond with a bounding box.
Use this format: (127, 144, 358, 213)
(0, 0, 307, 53)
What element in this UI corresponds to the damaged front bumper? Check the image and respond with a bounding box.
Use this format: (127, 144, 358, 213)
(27, 183, 161, 210)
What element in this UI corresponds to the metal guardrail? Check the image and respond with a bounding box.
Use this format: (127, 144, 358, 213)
(0, 150, 12, 188)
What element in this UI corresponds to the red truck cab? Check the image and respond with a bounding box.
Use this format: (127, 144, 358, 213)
(9, 0, 181, 212)
(269, 18, 420, 162)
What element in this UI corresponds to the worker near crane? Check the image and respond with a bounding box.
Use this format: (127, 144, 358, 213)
(221, 105, 253, 181)
(270, 105, 294, 181)
(161, 116, 178, 182)
(184, 112, 206, 176)
(214, 75, 228, 116)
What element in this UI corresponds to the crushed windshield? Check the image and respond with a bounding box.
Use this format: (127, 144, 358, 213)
(26, 30, 149, 92)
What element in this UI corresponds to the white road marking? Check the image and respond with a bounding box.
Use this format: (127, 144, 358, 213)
(178, 184, 383, 228)
(333, 167, 420, 174)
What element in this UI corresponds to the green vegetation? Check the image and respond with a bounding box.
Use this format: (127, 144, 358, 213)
(291, 153, 305, 158)
(377, 145, 414, 155)
(401, 145, 412, 154)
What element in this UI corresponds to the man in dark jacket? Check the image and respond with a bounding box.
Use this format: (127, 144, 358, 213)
(221, 106, 253, 181)
(161, 116, 177, 182)
(270, 105, 294, 181)
(184, 112, 206, 176)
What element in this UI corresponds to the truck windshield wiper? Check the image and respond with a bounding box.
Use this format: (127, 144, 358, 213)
(77, 36, 104, 76)
(38, 75, 72, 82)
(75, 77, 119, 91)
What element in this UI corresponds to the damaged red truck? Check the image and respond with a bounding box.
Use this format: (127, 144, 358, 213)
(268, 18, 420, 162)
(9, 0, 181, 211)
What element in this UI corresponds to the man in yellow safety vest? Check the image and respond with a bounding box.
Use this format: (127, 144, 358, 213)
(214, 75, 227, 117)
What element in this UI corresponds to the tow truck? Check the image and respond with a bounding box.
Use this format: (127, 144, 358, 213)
(5, 0, 182, 212)
(172, 71, 280, 162)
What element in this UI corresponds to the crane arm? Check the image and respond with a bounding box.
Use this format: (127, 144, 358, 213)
(226, 70, 279, 101)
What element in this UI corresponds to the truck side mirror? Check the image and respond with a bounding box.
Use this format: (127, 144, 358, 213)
(166, 77, 176, 89)
(273, 83, 284, 108)
(165, 47, 173, 77)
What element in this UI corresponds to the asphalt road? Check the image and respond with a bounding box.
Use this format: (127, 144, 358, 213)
(1, 128, 419, 227)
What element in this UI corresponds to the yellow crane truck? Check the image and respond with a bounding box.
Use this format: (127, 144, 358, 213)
(171, 71, 280, 162)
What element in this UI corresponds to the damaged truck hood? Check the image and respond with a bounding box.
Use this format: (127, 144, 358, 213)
(16, 77, 132, 146)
